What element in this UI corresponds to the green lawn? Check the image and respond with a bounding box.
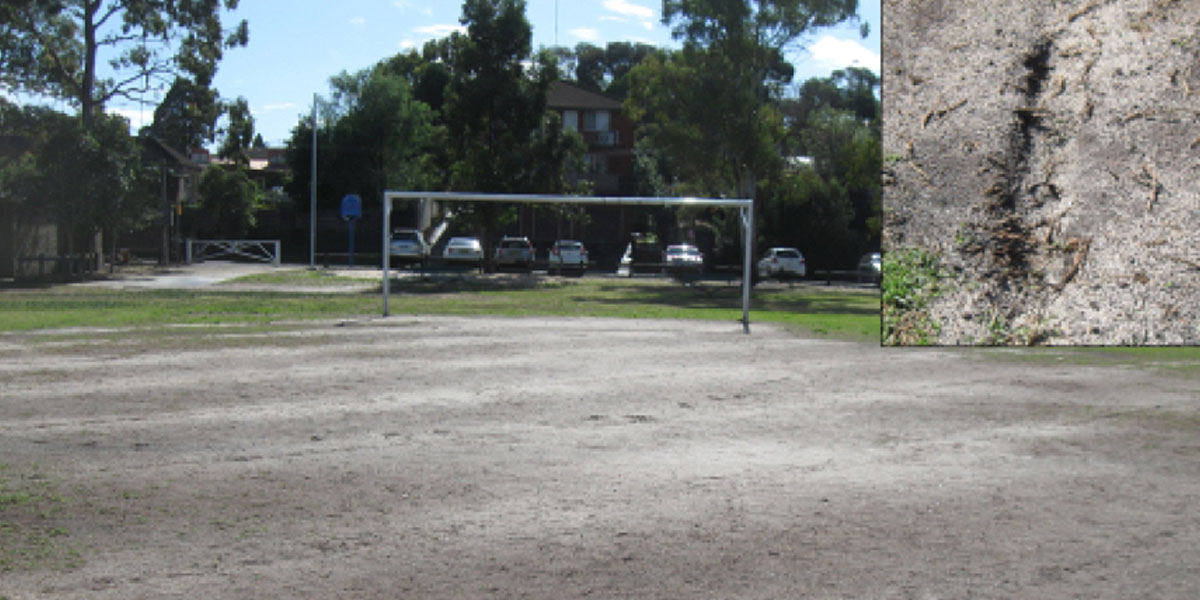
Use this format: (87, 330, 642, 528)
(6, 271, 1199, 374)
(0, 273, 881, 341)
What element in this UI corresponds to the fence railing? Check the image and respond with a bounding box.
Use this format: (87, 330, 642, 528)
(186, 239, 281, 265)
(15, 254, 98, 281)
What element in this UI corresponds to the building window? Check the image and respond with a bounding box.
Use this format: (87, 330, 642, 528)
(584, 154, 606, 175)
(562, 110, 578, 131)
(582, 110, 609, 132)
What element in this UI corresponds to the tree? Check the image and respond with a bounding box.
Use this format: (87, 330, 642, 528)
(3, 95, 165, 268)
(35, 111, 149, 254)
(637, 0, 860, 198)
(283, 65, 439, 223)
(781, 66, 879, 146)
(145, 76, 222, 153)
(757, 71, 881, 268)
(441, 0, 584, 269)
(629, 45, 792, 204)
(217, 96, 254, 162)
(193, 164, 261, 238)
(0, 0, 248, 129)
(624, 1, 863, 274)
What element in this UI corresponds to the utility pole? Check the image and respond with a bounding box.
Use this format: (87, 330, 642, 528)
(309, 93, 317, 268)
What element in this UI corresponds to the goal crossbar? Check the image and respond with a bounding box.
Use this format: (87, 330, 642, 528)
(382, 191, 756, 333)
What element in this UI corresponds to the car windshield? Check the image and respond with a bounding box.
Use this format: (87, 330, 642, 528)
(557, 242, 581, 251)
(448, 238, 476, 247)
(394, 231, 421, 242)
(776, 250, 800, 259)
(668, 246, 698, 256)
(500, 240, 526, 248)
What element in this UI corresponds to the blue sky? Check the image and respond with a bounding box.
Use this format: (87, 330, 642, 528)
(102, 0, 880, 148)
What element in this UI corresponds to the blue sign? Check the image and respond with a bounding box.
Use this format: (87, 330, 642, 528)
(340, 194, 362, 220)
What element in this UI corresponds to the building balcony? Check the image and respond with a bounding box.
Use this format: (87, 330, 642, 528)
(582, 130, 619, 148)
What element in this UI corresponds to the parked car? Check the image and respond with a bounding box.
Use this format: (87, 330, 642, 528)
(442, 236, 483, 268)
(857, 252, 882, 285)
(547, 239, 588, 275)
(495, 236, 534, 271)
(757, 247, 806, 280)
(664, 244, 704, 273)
(389, 228, 430, 266)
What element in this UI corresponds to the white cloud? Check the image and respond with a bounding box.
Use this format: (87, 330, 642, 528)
(349, 17, 366, 26)
(603, 0, 654, 20)
(570, 27, 600, 42)
(807, 35, 880, 72)
(399, 39, 416, 49)
(414, 24, 466, 37)
(641, 21, 653, 30)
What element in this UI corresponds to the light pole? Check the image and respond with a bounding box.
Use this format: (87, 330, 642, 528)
(309, 93, 317, 268)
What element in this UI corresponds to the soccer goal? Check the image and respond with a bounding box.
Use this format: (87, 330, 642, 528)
(381, 191, 756, 333)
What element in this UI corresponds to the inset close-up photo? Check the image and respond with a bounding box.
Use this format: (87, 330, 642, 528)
(883, 0, 1200, 345)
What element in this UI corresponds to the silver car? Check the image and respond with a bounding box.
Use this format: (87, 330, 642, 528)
(389, 228, 430, 265)
(442, 237, 483, 267)
(495, 236, 534, 271)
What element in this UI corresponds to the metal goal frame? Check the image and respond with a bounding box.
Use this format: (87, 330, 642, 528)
(382, 191, 755, 333)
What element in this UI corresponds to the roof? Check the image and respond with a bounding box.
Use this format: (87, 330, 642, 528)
(138, 135, 202, 171)
(244, 147, 288, 172)
(546, 81, 622, 111)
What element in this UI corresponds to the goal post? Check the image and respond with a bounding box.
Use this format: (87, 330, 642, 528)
(381, 191, 755, 333)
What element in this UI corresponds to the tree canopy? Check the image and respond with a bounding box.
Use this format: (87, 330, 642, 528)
(1, 100, 154, 253)
(0, 0, 248, 128)
(285, 0, 585, 270)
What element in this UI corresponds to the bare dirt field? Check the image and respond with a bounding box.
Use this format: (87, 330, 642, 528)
(1, 315, 1199, 598)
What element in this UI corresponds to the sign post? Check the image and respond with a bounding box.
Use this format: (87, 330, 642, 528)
(341, 194, 362, 267)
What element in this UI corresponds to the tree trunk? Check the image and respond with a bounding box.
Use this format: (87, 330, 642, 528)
(79, 0, 100, 130)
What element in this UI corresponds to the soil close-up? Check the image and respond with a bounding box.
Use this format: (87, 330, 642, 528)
(883, 0, 1200, 344)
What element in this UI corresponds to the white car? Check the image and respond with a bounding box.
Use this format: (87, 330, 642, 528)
(389, 228, 430, 265)
(664, 244, 703, 273)
(547, 240, 588, 275)
(757, 247, 806, 279)
(442, 237, 483, 267)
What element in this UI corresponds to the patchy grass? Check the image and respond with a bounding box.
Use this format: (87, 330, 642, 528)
(228, 268, 379, 287)
(0, 465, 81, 573)
(0, 276, 880, 342)
(978, 345, 1200, 378)
(882, 248, 952, 345)
(0, 288, 378, 332)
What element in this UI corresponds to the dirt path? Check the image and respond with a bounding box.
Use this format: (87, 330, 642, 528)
(1, 316, 1198, 598)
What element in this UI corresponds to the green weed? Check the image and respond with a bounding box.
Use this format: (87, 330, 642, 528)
(882, 247, 952, 345)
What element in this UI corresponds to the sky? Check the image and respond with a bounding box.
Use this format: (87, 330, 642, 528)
(100, 0, 881, 148)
